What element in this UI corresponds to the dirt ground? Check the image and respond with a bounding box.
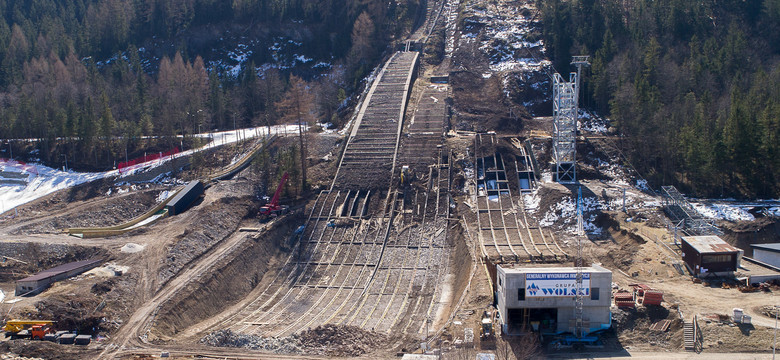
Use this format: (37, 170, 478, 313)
(2, 0, 780, 358)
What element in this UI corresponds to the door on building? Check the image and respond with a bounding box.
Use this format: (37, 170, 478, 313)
(507, 308, 558, 335)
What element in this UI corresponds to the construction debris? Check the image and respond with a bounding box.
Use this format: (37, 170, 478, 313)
(649, 320, 672, 332)
(202, 325, 387, 357)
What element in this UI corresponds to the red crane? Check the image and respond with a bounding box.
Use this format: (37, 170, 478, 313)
(260, 172, 290, 217)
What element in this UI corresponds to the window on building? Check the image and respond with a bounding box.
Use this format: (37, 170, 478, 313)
(702, 254, 732, 264)
(518, 288, 525, 301)
(591, 287, 599, 300)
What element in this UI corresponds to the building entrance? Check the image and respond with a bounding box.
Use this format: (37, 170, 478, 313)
(507, 308, 558, 335)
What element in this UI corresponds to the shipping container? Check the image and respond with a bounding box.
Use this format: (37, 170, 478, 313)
(165, 180, 204, 216)
(74, 334, 91, 345)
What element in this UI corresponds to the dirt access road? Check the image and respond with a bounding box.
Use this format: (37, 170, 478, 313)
(96, 216, 286, 360)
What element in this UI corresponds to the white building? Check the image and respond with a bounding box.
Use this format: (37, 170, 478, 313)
(496, 264, 612, 335)
(751, 243, 780, 268)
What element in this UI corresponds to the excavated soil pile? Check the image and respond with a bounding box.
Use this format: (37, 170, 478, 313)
(10, 189, 162, 234)
(612, 305, 683, 350)
(0, 243, 108, 282)
(32, 297, 105, 334)
(720, 217, 780, 257)
(0, 340, 97, 360)
(202, 325, 387, 357)
(450, 71, 521, 132)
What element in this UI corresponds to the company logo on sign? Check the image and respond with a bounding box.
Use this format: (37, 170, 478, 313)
(525, 273, 590, 298)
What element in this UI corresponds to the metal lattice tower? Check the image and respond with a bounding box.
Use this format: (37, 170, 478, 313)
(552, 56, 589, 184)
(574, 186, 585, 338)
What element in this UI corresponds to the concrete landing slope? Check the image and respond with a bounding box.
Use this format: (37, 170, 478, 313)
(67, 136, 278, 238)
(332, 51, 420, 190)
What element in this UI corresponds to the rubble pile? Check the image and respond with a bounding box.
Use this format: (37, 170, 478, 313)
(201, 329, 304, 354)
(202, 325, 386, 356)
(157, 196, 250, 287)
(298, 324, 388, 357)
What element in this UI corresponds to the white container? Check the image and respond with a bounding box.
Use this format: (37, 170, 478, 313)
(733, 308, 744, 322)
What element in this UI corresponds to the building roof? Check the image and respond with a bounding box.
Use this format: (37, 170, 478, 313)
(751, 243, 780, 254)
(17, 259, 103, 283)
(498, 264, 611, 274)
(681, 236, 741, 254)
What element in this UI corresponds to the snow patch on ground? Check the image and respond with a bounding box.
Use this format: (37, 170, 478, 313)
(691, 202, 756, 222)
(0, 124, 303, 212)
(578, 110, 610, 134)
(523, 190, 540, 213)
(156, 190, 175, 203)
(0, 166, 105, 213)
(539, 195, 605, 235)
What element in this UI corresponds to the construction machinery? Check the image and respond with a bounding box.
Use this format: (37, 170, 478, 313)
(400, 165, 413, 186)
(3, 320, 55, 339)
(480, 310, 497, 349)
(31, 324, 55, 340)
(259, 172, 290, 217)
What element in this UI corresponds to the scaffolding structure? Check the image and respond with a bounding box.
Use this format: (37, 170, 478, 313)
(552, 56, 589, 184)
(552, 72, 577, 183)
(661, 185, 722, 238)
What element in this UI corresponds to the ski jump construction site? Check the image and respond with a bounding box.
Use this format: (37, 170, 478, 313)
(213, 50, 458, 337)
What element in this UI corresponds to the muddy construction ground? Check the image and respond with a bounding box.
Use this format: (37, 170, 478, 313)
(2, 0, 780, 359)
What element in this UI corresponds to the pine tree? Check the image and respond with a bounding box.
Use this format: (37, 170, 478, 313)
(276, 75, 315, 192)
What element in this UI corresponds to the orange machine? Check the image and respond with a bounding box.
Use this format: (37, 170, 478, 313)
(30, 324, 55, 339)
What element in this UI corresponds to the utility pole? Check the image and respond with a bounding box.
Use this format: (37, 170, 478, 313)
(575, 186, 585, 338)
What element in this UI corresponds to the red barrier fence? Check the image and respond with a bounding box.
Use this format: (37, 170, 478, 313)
(0, 158, 38, 175)
(118, 147, 179, 173)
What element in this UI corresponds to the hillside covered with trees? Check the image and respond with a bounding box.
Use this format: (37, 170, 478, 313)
(0, 0, 421, 170)
(539, 0, 780, 198)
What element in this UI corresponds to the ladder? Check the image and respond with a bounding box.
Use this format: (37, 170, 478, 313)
(683, 322, 695, 351)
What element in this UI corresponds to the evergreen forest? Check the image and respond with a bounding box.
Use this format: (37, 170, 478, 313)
(0, 0, 419, 170)
(539, 0, 780, 198)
